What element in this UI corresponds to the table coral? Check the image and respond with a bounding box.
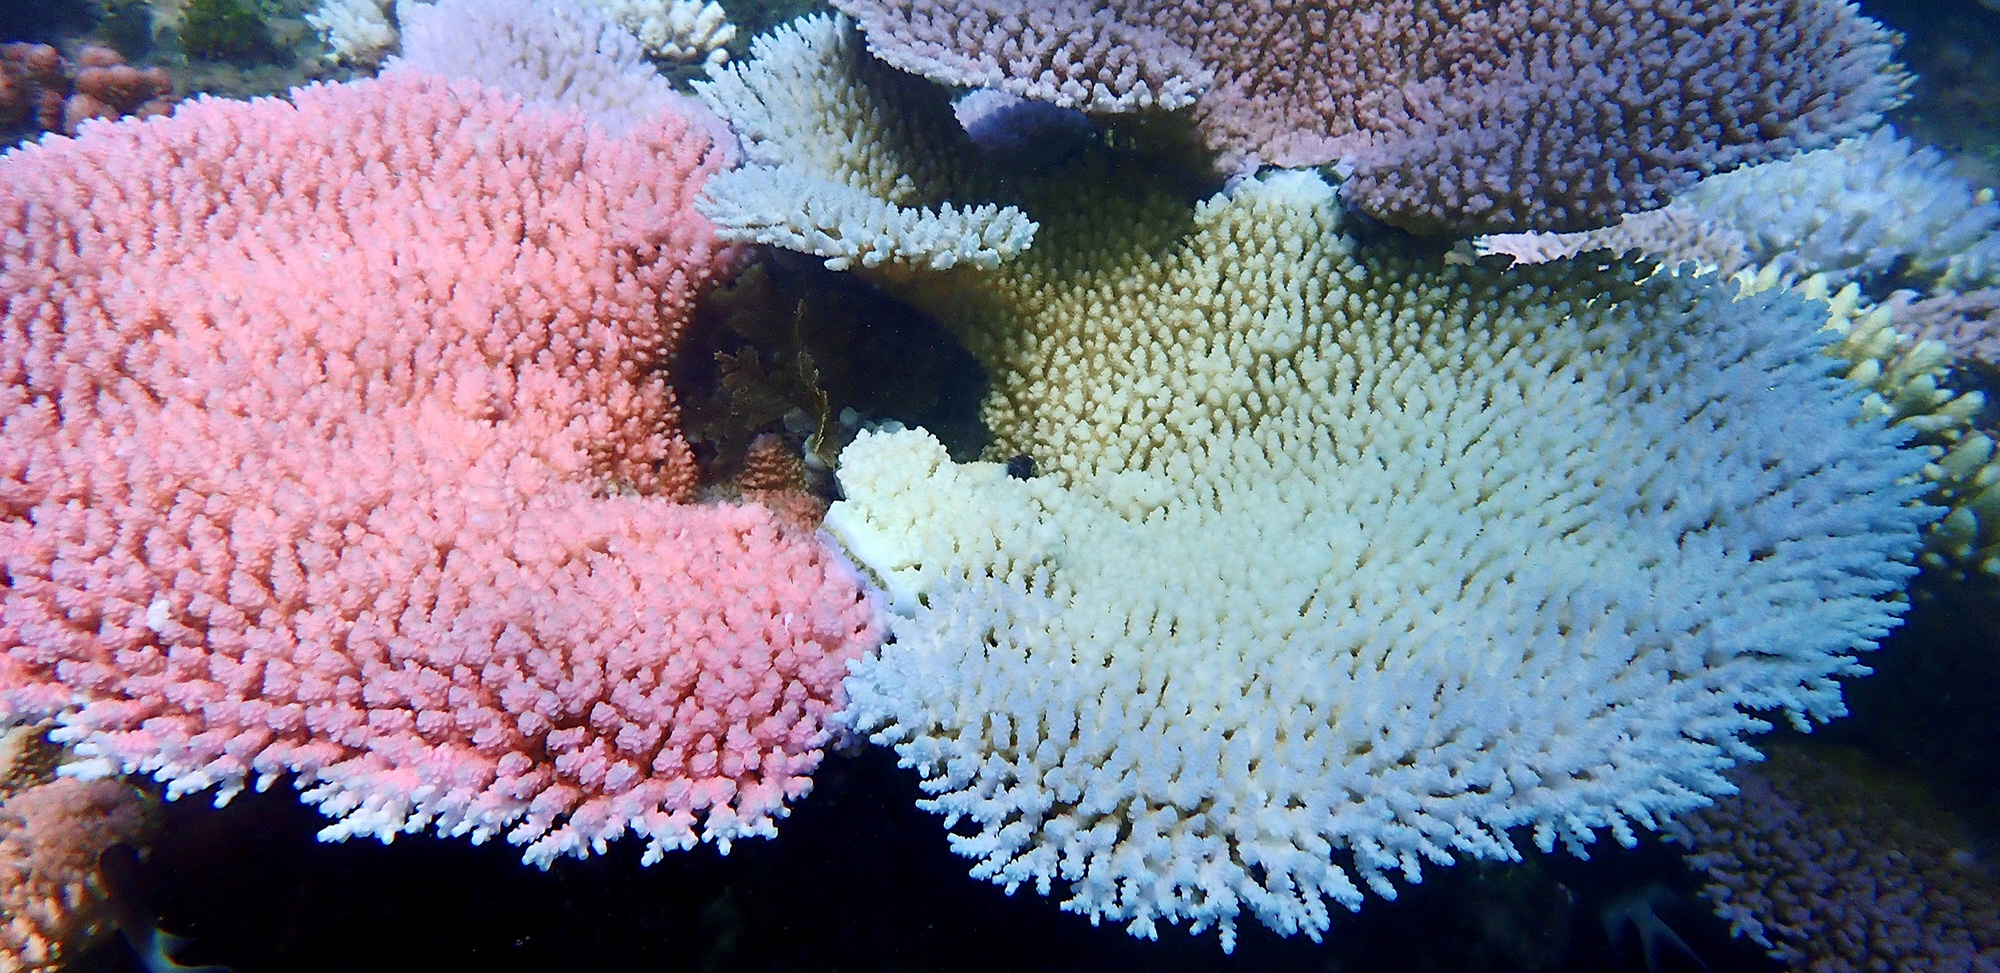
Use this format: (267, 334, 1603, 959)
(693, 16, 1038, 273)
(0, 69, 880, 867)
(822, 167, 1934, 949)
(831, 0, 1906, 234)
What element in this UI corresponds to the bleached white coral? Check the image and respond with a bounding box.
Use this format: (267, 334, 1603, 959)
(307, 0, 399, 67)
(828, 170, 1934, 950)
(586, 0, 737, 64)
(694, 16, 1036, 272)
(699, 166, 1034, 271)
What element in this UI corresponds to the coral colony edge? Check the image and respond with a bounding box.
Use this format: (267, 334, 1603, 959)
(1, 0, 1998, 970)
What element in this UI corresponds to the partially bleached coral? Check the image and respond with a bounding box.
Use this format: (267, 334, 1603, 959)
(316, 0, 738, 71)
(693, 16, 1036, 273)
(827, 169, 1934, 950)
(388, 0, 699, 133)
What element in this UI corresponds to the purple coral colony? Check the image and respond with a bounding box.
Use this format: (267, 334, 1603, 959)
(0, 0, 1997, 969)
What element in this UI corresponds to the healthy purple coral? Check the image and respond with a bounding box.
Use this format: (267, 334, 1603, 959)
(1673, 745, 2000, 973)
(832, 0, 1906, 234)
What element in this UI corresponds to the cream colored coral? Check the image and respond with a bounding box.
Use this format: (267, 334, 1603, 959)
(830, 169, 1932, 950)
(588, 0, 737, 64)
(307, 0, 400, 67)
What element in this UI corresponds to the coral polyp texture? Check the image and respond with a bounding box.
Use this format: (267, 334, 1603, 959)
(824, 169, 1934, 950)
(390, 0, 694, 131)
(0, 72, 881, 866)
(830, 0, 1208, 113)
(832, 0, 1906, 233)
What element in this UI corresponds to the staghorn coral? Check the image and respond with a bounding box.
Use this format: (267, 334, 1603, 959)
(822, 166, 1933, 950)
(831, 0, 1907, 233)
(0, 69, 880, 867)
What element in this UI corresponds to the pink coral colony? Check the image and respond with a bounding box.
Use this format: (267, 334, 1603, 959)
(0, 72, 882, 867)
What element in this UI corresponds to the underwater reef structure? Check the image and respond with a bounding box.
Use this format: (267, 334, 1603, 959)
(385, 0, 701, 129)
(692, 14, 1940, 951)
(0, 55, 881, 868)
(1475, 127, 2000, 294)
(693, 17, 1038, 273)
(828, 0, 1908, 234)
(0, 0, 1983, 962)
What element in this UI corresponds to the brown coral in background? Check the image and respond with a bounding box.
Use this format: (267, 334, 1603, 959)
(0, 725, 153, 973)
(0, 42, 172, 145)
(737, 433, 830, 532)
